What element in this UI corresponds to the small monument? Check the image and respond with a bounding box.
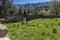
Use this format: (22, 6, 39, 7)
(0, 23, 10, 40)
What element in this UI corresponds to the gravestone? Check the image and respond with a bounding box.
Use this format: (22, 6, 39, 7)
(0, 23, 10, 40)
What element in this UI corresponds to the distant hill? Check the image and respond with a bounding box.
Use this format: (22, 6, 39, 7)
(14, 2, 50, 11)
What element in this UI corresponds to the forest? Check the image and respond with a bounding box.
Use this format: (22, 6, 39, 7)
(0, 0, 60, 23)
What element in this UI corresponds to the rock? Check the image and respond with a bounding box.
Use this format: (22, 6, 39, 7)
(0, 37, 10, 40)
(0, 23, 10, 40)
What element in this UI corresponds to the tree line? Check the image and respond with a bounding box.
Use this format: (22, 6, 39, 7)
(0, 0, 60, 23)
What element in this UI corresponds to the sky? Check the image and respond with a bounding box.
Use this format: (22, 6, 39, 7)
(14, 0, 50, 4)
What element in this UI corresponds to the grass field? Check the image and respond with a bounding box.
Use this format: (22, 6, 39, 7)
(4, 18, 60, 40)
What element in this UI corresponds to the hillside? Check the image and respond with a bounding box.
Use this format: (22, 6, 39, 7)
(14, 2, 50, 10)
(4, 18, 60, 40)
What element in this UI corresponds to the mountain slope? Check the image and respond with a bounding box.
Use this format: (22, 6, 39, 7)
(14, 2, 50, 10)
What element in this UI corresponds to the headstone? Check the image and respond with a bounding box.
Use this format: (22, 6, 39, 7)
(0, 23, 10, 40)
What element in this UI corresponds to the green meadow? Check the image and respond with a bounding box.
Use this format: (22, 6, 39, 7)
(4, 18, 60, 40)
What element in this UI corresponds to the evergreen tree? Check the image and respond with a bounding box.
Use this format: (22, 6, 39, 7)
(50, 0, 60, 15)
(0, 0, 14, 18)
(18, 7, 24, 15)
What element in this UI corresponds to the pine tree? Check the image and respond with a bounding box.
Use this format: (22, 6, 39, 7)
(0, 0, 13, 18)
(50, 0, 60, 15)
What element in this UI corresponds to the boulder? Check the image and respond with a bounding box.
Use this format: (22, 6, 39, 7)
(0, 23, 10, 40)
